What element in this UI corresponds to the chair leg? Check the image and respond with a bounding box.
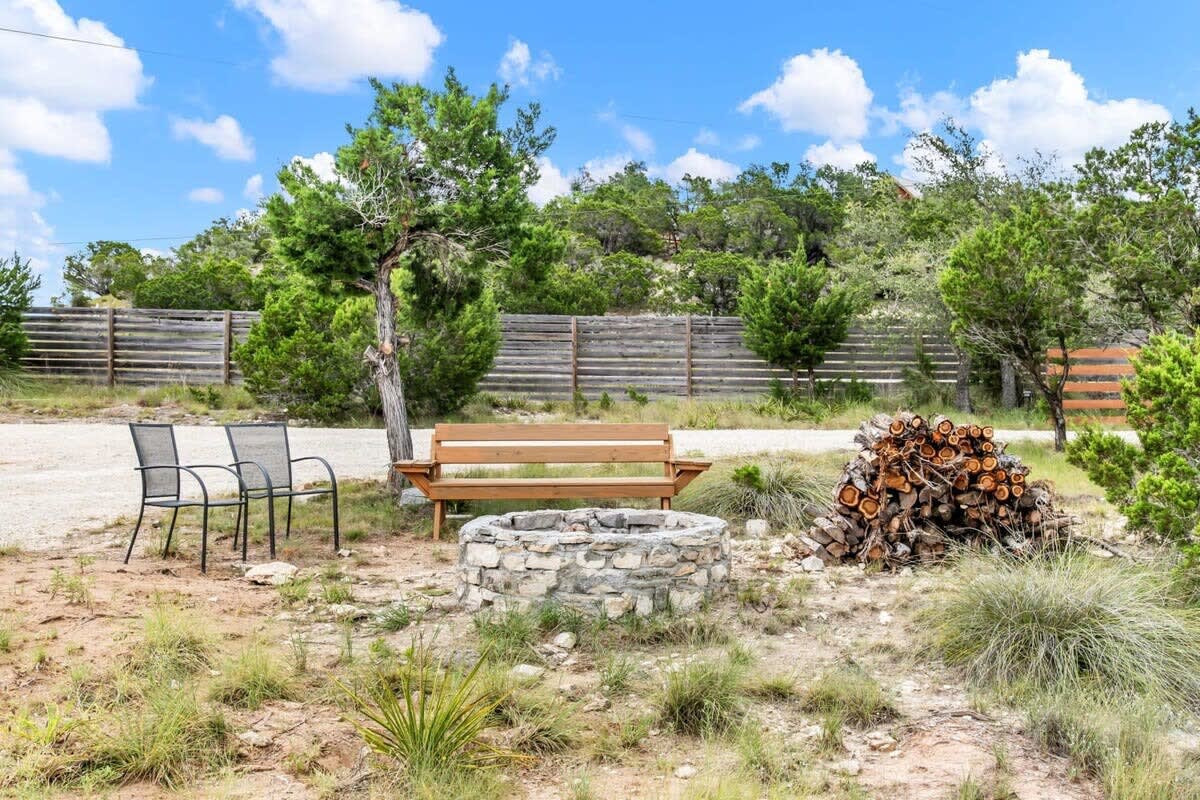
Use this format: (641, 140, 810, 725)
(200, 505, 209, 574)
(267, 494, 277, 559)
(125, 504, 145, 564)
(232, 502, 243, 551)
(331, 486, 340, 552)
(242, 497, 250, 563)
(162, 508, 179, 558)
(432, 500, 445, 541)
(285, 496, 293, 539)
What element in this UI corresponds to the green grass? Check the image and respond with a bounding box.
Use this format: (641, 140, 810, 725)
(473, 607, 542, 664)
(0, 376, 261, 421)
(0, 620, 11, 653)
(743, 672, 798, 700)
(376, 603, 414, 632)
(129, 603, 213, 678)
(927, 553, 1200, 704)
(589, 715, 652, 763)
(209, 641, 295, 710)
(801, 663, 896, 727)
(598, 654, 639, 694)
(320, 579, 354, 604)
(596, 609, 728, 649)
(1004, 441, 1106, 500)
(657, 656, 745, 737)
(676, 458, 834, 529)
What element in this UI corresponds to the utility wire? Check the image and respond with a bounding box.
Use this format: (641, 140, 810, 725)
(0, 25, 243, 66)
(48, 235, 194, 247)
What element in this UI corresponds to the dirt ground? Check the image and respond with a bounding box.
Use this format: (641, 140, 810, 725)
(0, 495, 1104, 800)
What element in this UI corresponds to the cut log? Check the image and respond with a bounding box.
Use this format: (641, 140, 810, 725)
(858, 495, 881, 520)
(837, 484, 862, 508)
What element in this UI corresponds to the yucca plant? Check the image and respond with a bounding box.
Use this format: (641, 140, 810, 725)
(339, 649, 517, 774)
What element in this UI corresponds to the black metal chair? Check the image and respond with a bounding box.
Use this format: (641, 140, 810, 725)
(127, 423, 248, 573)
(224, 422, 339, 559)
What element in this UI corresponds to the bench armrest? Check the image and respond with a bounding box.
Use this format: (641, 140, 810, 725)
(394, 460, 436, 474)
(671, 458, 713, 471)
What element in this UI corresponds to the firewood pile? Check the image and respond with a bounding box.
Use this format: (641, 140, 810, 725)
(790, 412, 1074, 566)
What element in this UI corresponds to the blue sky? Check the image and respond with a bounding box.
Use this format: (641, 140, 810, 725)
(3, 0, 1199, 301)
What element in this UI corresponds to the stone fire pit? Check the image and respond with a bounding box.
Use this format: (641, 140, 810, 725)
(458, 508, 730, 618)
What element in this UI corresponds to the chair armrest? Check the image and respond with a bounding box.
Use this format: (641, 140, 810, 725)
(183, 464, 248, 495)
(229, 459, 276, 494)
(135, 464, 210, 503)
(394, 460, 436, 475)
(291, 455, 337, 489)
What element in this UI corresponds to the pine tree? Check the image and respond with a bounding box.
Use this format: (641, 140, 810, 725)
(738, 248, 858, 397)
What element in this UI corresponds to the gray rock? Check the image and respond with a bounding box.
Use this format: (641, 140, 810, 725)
(833, 759, 861, 776)
(237, 729, 274, 748)
(510, 663, 545, 683)
(674, 764, 698, 779)
(327, 603, 369, 620)
(625, 510, 666, 527)
(744, 518, 770, 538)
(800, 555, 826, 573)
(595, 510, 627, 528)
(244, 561, 298, 586)
(512, 510, 564, 530)
(399, 487, 430, 506)
(552, 631, 577, 651)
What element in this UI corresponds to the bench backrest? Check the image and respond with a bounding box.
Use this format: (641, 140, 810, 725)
(432, 423, 673, 465)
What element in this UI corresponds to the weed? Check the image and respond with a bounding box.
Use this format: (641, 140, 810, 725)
(288, 631, 308, 674)
(277, 576, 312, 606)
(130, 603, 212, 677)
(928, 553, 1200, 704)
(816, 712, 845, 755)
(726, 641, 755, 667)
(676, 458, 832, 528)
(743, 672, 798, 700)
(736, 723, 794, 782)
(376, 603, 414, 632)
(569, 771, 595, 800)
(339, 648, 512, 774)
(802, 663, 896, 727)
(657, 656, 745, 737)
(536, 602, 586, 637)
(320, 580, 353, 605)
(49, 568, 93, 609)
(284, 738, 323, 776)
(474, 608, 540, 663)
(210, 641, 295, 709)
(30, 646, 48, 669)
(590, 715, 651, 762)
(489, 689, 576, 755)
(0, 620, 11, 653)
(598, 392, 613, 411)
(598, 654, 638, 694)
(602, 610, 727, 648)
(625, 386, 649, 406)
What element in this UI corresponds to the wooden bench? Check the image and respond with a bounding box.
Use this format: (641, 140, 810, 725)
(394, 423, 712, 538)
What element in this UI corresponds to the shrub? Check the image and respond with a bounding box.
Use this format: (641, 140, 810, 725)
(597, 252, 661, 311)
(133, 256, 262, 310)
(657, 657, 744, 736)
(130, 604, 212, 678)
(676, 458, 832, 529)
(1066, 332, 1200, 563)
(340, 650, 509, 774)
(801, 664, 895, 726)
(236, 275, 367, 421)
(927, 553, 1200, 704)
(0, 252, 39, 369)
(209, 642, 295, 709)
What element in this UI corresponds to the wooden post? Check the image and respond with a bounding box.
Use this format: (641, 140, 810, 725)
(570, 316, 578, 397)
(222, 310, 233, 386)
(105, 307, 115, 387)
(684, 315, 693, 398)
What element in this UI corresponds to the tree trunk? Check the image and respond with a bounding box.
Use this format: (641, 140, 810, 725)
(1000, 360, 1018, 409)
(953, 346, 972, 413)
(791, 368, 799, 395)
(365, 265, 413, 493)
(807, 366, 816, 399)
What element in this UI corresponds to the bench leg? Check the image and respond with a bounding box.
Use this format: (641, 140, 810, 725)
(660, 497, 672, 511)
(432, 500, 445, 540)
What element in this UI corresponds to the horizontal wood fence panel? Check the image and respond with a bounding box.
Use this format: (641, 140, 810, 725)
(24, 309, 958, 396)
(1048, 347, 1137, 424)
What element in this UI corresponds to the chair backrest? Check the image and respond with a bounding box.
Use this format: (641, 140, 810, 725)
(129, 423, 180, 498)
(225, 422, 292, 490)
(432, 423, 674, 466)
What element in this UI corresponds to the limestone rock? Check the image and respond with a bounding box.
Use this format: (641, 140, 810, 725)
(800, 555, 826, 573)
(509, 664, 545, 683)
(745, 518, 770, 538)
(674, 764, 698, 779)
(244, 561, 298, 586)
(237, 729, 273, 748)
(399, 487, 430, 506)
(552, 631, 577, 651)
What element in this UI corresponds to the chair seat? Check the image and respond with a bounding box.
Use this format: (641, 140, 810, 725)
(245, 486, 334, 500)
(146, 497, 245, 509)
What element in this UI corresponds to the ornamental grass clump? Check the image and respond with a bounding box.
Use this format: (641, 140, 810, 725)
(677, 458, 830, 529)
(927, 553, 1200, 705)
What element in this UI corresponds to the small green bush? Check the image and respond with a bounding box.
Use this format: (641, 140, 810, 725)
(927, 553, 1200, 704)
(677, 458, 832, 528)
(0, 252, 40, 369)
(130, 604, 212, 678)
(210, 642, 295, 709)
(657, 656, 745, 736)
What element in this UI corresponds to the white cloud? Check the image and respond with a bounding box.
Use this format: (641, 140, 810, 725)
(243, 173, 264, 200)
(498, 38, 560, 87)
(739, 48, 872, 140)
(804, 140, 876, 170)
(0, 150, 59, 300)
(621, 123, 654, 156)
(528, 156, 570, 205)
(234, 0, 443, 92)
(0, 0, 149, 162)
(883, 50, 1171, 170)
(733, 134, 761, 152)
(582, 153, 632, 182)
(656, 148, 739, 185)
(171, 114, 255, 161)
(693, 128, 720, 147)
(291, 151, 339, 182)
(188, 187, 224, 203)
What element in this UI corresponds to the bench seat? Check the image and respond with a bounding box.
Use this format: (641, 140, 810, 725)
(395, 423, 711, 538)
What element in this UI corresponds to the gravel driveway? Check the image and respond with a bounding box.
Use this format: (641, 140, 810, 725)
(0, 422, 1090, 550)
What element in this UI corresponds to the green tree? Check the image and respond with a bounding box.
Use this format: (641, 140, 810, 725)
(738, 248, 858, 396)
(597, 252, 661, 311)
(667, 251, 756, 315)
(262, 70, 552, 480)
(1066, 332, 1200, 564)
(494, 224, 608, 315)
(62, 240, 149, 305)
(940, 193, 1092, 449)
(133, 256, 262, 310)
(0, 252, 40, 368)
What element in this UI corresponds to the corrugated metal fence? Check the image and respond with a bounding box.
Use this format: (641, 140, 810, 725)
(21, 307, 957, 397)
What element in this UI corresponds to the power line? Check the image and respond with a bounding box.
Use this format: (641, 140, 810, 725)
(49, 235, 194, 247)
(0, 25, 243, 66)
